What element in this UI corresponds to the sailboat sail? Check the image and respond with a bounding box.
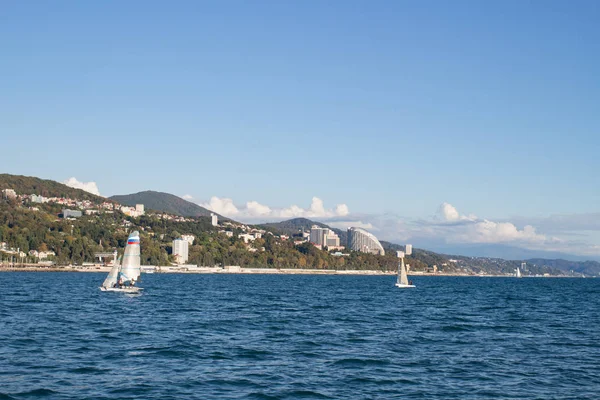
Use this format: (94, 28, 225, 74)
(516, 267, 522, 278)
(119, 231, 141, 283)
(102, 257, 120, 288)
(398, 258, 409, 286)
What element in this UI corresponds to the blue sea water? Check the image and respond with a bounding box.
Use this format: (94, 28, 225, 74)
(1, 273, 599, 399)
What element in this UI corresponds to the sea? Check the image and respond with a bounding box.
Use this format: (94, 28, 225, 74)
(1, 272, 599, 399)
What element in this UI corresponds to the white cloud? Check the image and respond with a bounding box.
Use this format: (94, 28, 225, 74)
(199, 196, 349, 221)
(437, 202, 476, 222)
(63, 177, 101, 196)
(201, 196, 240, 216)
(327, 220, 375, 231)
(196, 197, 600, 257)
(245, 201, 272, 217)
(335, 204, 350, 217)
(451, 219, 548, 245)
(381, 203, 600, 257)
(182, 194, 193, 200)
(423, 203, 549, 245)
(308, 197, 325, 216)
(438, 202, 460, 221)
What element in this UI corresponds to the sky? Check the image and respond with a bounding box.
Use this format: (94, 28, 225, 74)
(1, 1, 599, 259)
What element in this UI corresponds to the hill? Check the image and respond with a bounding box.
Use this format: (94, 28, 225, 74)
(525, 258, 600, 276)
(261, 218, 330, 235)
(0, 174, 105, 203)
(260, 218, 579, 276)
(260, 218, 349, 243)
(109, 191, 222, 218)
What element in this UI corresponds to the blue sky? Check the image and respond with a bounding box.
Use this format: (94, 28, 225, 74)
(1, 1, 599, 258)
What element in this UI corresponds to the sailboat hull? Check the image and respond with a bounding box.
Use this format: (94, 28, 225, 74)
(100, 287, 143, 293)
(395, 283, 416, 288)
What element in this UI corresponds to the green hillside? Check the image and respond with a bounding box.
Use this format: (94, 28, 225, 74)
(110, 191, 222, 218)
(0, 174, 105, 203)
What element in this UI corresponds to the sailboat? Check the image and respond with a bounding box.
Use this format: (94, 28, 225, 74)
(100, 231, 142, 293)
(516, 266, 522, 278)
(395, 252, 415, 288)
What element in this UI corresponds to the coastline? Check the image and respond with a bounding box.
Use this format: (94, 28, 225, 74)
(0, 265, 576, 277)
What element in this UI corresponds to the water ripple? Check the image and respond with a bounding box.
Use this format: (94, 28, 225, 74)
(1, 273, 600, 399)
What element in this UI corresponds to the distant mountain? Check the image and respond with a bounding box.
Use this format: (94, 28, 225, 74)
(421, 242, 600, 263)
(0, 174, 105, 203)
(260, 218, 600, 276)
(260, 218, 348, 243)
(525, 258, 600, 276)
(110, 191, 222, 218)
(261, 218, 329, 234)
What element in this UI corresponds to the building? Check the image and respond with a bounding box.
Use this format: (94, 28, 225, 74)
(173, 238, 189, 264)
(30, 194, 46, 203)
(62, 209, 82, 218)
(310, 225, 326, 246)
(310, 225, 341, 249)
(238, 233, 256, 244)
(2, 189, 16, 199)
(181, 234, 195, 245)
(121, 204, 145, 218)
(347, 227, 385, 256)
(135, 204, 145, 215)
(325, 232, 340, 247)
(211, 213, 218, 227)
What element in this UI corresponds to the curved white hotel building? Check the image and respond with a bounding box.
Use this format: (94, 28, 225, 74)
(347, 227, 385, 256)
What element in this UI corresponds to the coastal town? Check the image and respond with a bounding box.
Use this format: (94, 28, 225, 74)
(0, 181, 588, 277)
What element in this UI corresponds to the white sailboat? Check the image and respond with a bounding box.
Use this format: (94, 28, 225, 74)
(516, 266, 522, 278)
(100, 231, 142, 293)
(395, 250, 415, 288)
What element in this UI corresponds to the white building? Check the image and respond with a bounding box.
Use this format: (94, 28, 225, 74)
(120, 204, 145, 218)
(310, 225, 340, 248)
(325, 234, 340, 247)
(347, 227, 385, 256)
(239, 233, 256, 244)
(135, 204, 145, 215)
(2, 189, 16, 199)
(211, 213, 218, 226)
(310, 225, 326, 246)
(173, 238, 189, 264)
(181, 234, 195, 245)
(30, 194, 46, 203)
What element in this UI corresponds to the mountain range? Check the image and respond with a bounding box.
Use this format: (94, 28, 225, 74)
(109, 191, 224, 219)
(1, 173, 599, 275)
(0, 174, 105, 203)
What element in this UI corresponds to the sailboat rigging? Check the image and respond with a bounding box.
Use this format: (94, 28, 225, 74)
(100, 231, 143, 293)
(395, 250, 415, 288)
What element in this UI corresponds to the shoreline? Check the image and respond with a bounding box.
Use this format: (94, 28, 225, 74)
(0, 265, 577, 277)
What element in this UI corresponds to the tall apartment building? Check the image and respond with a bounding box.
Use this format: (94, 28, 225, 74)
(173, 238, 189, 264)
(310, 225, 341, 249)
(347, 227, 385, 255)
(310, 225, 325, 246)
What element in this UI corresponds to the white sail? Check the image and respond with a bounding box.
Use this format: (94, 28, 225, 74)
(102, 259, 120, 288)
(119, 231, 141, 283)
(398, 258, 409, 286)
(516, 267, 522, 278)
